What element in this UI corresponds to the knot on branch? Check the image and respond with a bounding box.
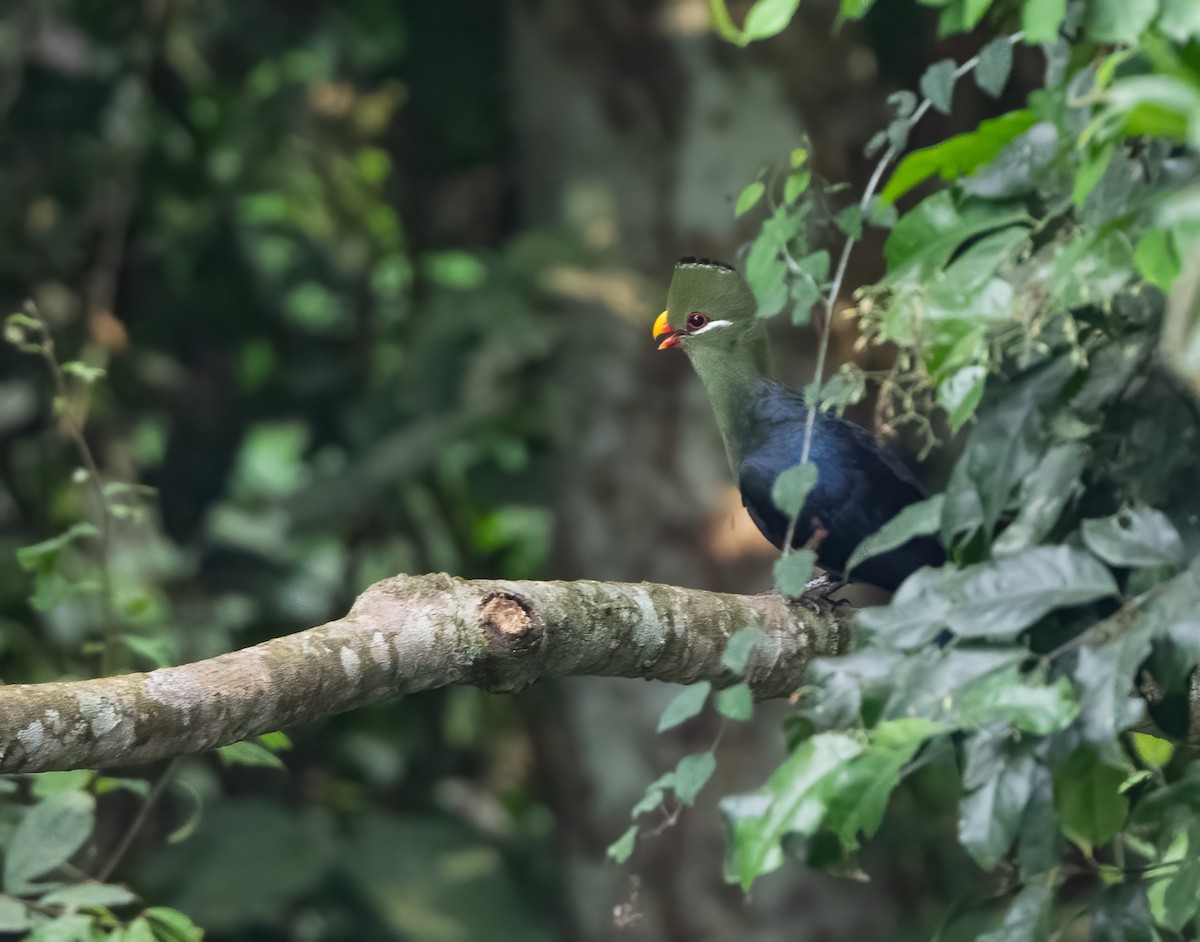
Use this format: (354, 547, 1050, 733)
(469, 591, 543, 693)
(479, 591, 541, 654)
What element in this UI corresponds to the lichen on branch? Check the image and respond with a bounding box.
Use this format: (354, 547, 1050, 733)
(0, 574, 851, 773)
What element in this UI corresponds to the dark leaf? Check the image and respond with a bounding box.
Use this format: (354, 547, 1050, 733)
(1082, 0, 1157, 44)
(657, 682, 712, 732)
(673, 752, 717, 805)
(606, 826, 637, 864)
(992, 443, 1089, 556)
(958, 736, 1037, 869)
(1021, 0, 1067, 42)
(920, 59, 958, 116)
(943, 546, 1118, 640)
(1089, 883, 1160, 942)
(721, 627, 764, 675)
(846, 495, 943, 579)
(954, 668, 1078, 734)
(715, 683, 754, 721)
(1073, 618, 1155, 743)
(977, 874, 1057, 941)
(1081, 510, 1186, 569)
(771, 463, 817, 517)
(773, 550, 815, 598)
(974, 38, 1013, 98)
(941, 358, 1076, 549)
(4, 792, 95, 894)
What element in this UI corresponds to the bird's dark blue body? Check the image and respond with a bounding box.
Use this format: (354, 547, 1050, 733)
(654, 257, 944, 593)
(735, 380, 944, 591)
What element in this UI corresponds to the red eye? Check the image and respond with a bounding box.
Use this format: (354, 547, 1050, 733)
(687, 312, 708, 330)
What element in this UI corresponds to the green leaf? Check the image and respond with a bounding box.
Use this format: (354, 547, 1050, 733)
(1021, 0, 1066, 42)
(992, 443, 1089, 557)
(1017, 762, 1062, 879)
(217, 740, 287, 770)
(708, 0, 745, 43)
(40, 883, 137, 908)
(15, 523, 100, 572)
(943, 546, 1119, 640)
(143, 906, 204, 942)
(840, 0, 877, 19)
(1147, 819, 1200, 932)
(4, 791, 95, 893)
(1158, 0, 1200, 42)
(1162, 241, 1200, 399)
(846, 495, 943, 578)
(113, 918, 158, 942)
(673, 751, 717, 805)
(630, 781, 668, 819)
(60, 361, 106, 384)
(773, 549, 816, 597)
(1075, 625, 1156, 745)
(955, 669, 1078, 734)
(824, 718, 942, 849)
(721, 627, 764, 674)
(715, 683, 754, 721)
(0, 896, 29, 933)
(1131, 732, 1174, 770)
(958, 736, 1037, 869)
(835, 205, 862, 241)
(657, 681, 712, 732)
(1090, 883, 1160, 942)
(742, 0, 803, 42)
(975, 38, 1013, 98)
(606, 825, 638, 864)
(1134, 228, 1180, 292)
(919, 59, 957, 116)
(771, 462, 817, 516)
(1054, 747, 1128, 851)
(257, 730, 293, 752)
(881, 111, 1037, 205)
(941, 359, 1075, 549)
(736, 181, 766, 217)
(724, 733, 862, 888)
(1082, 509, 1186, 568)
(1083, 0, 1158, 44)
(884, 191, 1030, 282)
(962, 122, 1058, 200)
(1073, 141, 1116, 207)
(784, 170, 811, 205)
(977, 876, 1056, 942)
(938, 364, 987, 432)
(30, 770, 94, 799)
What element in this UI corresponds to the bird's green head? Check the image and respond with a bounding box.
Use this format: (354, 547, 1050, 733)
(652, 257, 760, 354)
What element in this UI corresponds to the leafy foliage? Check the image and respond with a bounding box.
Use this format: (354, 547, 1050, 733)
(696, 0, 1200, 936)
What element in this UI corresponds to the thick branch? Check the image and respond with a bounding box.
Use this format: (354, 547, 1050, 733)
(0, 574, 850, 773)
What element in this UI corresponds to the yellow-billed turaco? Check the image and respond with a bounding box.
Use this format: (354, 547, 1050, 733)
(653, 257, 944, 592)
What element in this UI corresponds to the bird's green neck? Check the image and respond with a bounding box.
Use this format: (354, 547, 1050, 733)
(683, 325, 771, 471)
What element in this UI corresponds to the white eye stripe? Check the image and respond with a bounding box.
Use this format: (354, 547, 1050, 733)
(690, 319, 734, 335)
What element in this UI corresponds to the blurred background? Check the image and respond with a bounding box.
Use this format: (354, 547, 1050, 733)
(0, 1, 1027, 938)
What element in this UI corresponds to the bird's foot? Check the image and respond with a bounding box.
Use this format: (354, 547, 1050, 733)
(805, 574, 848, 602)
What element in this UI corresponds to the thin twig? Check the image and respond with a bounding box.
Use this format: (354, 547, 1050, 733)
(95, 757, 182, 883)
(782, 32, 1025, 555)
(31, 313, 119, 673)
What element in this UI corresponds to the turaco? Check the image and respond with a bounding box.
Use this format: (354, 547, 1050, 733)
(653, 256, 944, 592)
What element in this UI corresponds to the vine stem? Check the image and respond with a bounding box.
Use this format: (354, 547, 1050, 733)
(32, 314, 120, 674)
(95, 757, 182, 883)
(782, 31, 1024, 558)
